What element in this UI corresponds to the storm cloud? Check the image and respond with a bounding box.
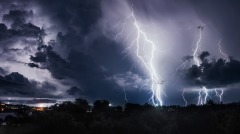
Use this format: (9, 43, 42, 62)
(0, 0, 240, 105)
(0, 71, 58, 98)
(180, 52, 240, 89)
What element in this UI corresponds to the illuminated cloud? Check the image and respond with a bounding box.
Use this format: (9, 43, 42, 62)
(0, 0, 240, 105)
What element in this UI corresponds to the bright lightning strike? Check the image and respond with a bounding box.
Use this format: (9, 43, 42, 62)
(194, 26, 211, 105)
(215, 89, 223, 102)
(178, 26, 205, 106)
(115, 6, 165, 106)
(193, 26, 203, 67)
(218, 39, 228, 61)
(203, 86, 209, 104)
(182, 90, 188, 106)
(122, 83, 128, 103)
(131, 11, 164, 106)
(194, 38, 228, 105)
(197, 90, 203, 105)
(176, 60, 188, 73)
(180, 25, 217, 106)
(181, 26, 208, 106)
(197, 87, 209, 105)
(213, 39, 227, 102)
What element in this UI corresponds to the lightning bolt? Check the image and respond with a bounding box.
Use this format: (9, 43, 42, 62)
(178, 26, 204, 106)
(215, 89, 223, 102)
(213, 39, 226, 103)
(180, 26, 217, 105)
(176, 60, 188, 73)
(195, 38, 228, 105)
(197, 87, 208, 105)
(115, 6, 165, 106)
(193, 28, 202, 67)
(122, 83, 128, 103)
(182, 26, 209, 106)
(218, 39, 228, 61)
(197, 90, 203, 105)
(203, 86, 209, 104)
(194, 27, 211, 105)
(132, 11, 164, 106)
(182, 89, 188, 106)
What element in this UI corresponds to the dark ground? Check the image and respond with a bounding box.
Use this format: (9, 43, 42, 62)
(0, 99, 240, 134)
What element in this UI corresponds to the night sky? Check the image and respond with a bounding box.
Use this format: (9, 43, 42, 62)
(0, 0, 240, 106)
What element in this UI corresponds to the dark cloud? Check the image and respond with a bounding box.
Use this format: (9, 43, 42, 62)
(0, 23, 11, 41)
(4, 72, 30, 85)
(0, 72, 58, 98)
(181, 52, 240, 88)
(17, 23, 43, 37)
(2, 10, 33, 29)
(0, 9, 44, 47)
(27, 31, 131, 102)
(30, 44, 125, 103)
(0, 0, 34, 11)
(36, 0, 102, 34)
(54, 30, 84, 55)
(29, 45, 70, 79)
(183, 55, 193, 61)
(67, 86, 83, 97)
(0, 67, 7, 75)
(0, 23, 8, 32)
(28, 63, 40, 68)
(30, 52, 47, 63)
(0, 22, 43, 42)
(199, 51, 210, 62)
(2, 10, 33, 22)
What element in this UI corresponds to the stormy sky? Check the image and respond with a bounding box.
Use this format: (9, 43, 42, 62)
(0, 0, 240, 106)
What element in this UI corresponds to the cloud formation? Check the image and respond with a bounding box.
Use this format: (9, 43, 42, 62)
(106, 71, 149, 89)
(0, 71, 58, 98)
(181, 52, 240, 88)
(0, 0, 240, 105)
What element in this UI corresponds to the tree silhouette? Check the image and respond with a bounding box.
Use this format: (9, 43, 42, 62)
(75, 98, 90, 112)
(92, 100, 109, 112)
